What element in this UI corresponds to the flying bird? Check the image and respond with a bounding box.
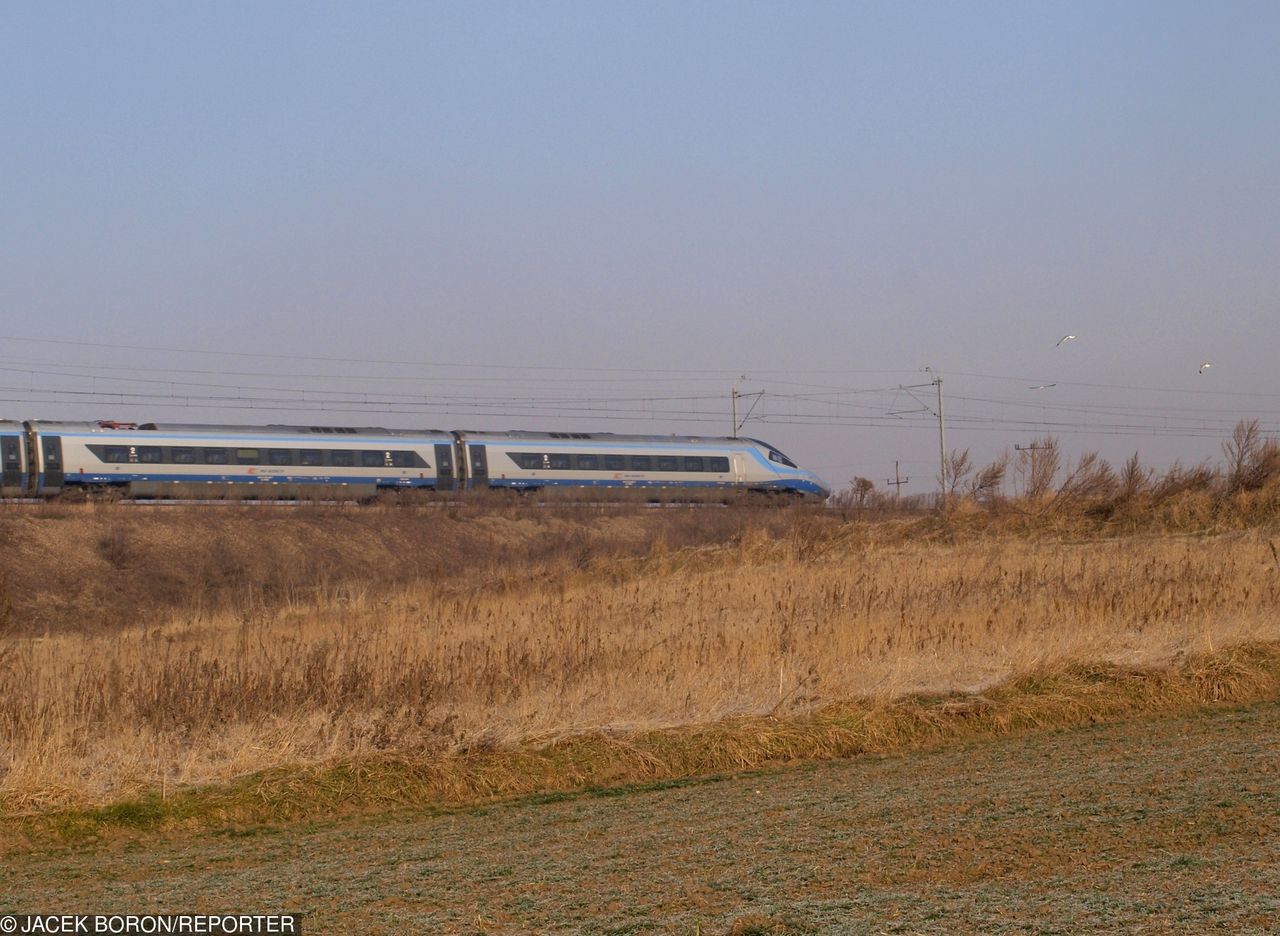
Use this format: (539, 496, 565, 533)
(1029, 383, 1057, 390)
(1056, 334, 1076, 347)
(1199, 362, 1212, 374)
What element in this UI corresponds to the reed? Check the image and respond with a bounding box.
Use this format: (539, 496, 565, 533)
(3, 513, 1277, 812)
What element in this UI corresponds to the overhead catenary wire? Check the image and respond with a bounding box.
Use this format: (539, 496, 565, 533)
(3, 335, 1275, 448)
(5, 381, 1274, 441)
(0, 335, 922, 378)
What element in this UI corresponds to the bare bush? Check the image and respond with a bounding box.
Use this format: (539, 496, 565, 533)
(1015, 437, 1060, 502)
(1152, 461, 1218, 503)
(1118, 452, 1153, 501)
(1224, 420, 1280, 492)
(967, 452, 1010, 506)
(1055, 452, 1117, 506)
(941, 449, 973, 499)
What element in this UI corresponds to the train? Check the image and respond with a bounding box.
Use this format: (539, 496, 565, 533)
(0, 420, 832, 499)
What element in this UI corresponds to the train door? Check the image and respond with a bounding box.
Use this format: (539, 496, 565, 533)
(434, 443, 455, 492)
(1, 435, 23, 493)
(40, 436, 64, 493)
(468, 444, 489, 490)
(732, 453, 746, 486)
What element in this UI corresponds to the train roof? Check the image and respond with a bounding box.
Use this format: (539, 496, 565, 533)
(455, 430, 759, 446)
(18, 422, 785, 451)
(26, 421, 451, 439)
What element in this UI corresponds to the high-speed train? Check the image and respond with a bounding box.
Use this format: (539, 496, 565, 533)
(0, 420, 831, 499)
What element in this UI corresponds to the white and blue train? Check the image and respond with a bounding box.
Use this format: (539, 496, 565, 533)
(0, 420, 831, 499)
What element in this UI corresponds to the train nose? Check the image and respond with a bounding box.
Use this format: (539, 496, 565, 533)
(810, 473, 832, 500)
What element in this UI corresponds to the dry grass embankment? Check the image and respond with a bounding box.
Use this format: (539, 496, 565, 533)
(2, 499, 1279, 826)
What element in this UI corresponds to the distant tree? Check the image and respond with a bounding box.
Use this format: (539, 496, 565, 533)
(851, 476, 876, 508)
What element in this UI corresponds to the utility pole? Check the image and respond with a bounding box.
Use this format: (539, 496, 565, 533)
(731, 376, 764, 438)
(936, 374, 946, 506)
(731, 376, 742, 438)
(884, 461, 909, 499)
(923, 367, 946, 507)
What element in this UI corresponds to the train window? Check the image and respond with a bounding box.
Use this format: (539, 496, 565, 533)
(361, 450, 384, 468)
(330, 450, 354, 467)
(137, 447, 163, 463)
(630, 455, 652, 471)
(768, 450, 798, 468)
(299, 450, 324, 466)
(390, 451, 414, 468)
(44, 442, 61, 466)
(604, 455, 625, 471)
(575, 454, 598, 470)
(235, 449, 261, 464)
(684, 457, 704, 472)
(548, 453, 571, 470)
(656, 456, 678, 471)
(508, 453, 539, 470)
(709, 457, 730, 473)
(171, 448, 196, 464)
(268, 449, 293, 466)
(204, 448, 229, 465)
(103, 446, 129, 463)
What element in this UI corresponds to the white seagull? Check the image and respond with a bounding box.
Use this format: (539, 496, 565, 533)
(1199, 362, 1212, 374)
(1056, 334, 1077, 347)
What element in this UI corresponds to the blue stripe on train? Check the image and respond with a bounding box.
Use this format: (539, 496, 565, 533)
(58, 472, 438, 488)
(486, 477, 825, 494)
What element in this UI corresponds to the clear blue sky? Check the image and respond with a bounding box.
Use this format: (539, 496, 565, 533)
(3, 2, 1278, 489)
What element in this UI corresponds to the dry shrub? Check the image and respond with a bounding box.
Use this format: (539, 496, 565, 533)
(1224, 419, 1280, 492)
(1054, 451, 1117, 506)
(827, 421, 1280, 531)
(1118, 452, 1153, 501)
(967, 452, 1009, 506)
(1016, 436, 1060, 502)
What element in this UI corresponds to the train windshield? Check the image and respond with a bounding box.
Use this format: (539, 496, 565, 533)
(746, 438, 800, 470)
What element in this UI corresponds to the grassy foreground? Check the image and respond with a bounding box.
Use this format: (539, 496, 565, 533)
(6, 640, 1280, 846)
(2, 502, 1280, 827)
(6, 701, 1279, 934)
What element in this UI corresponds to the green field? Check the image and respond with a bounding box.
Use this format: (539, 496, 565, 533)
(7, 702, 1278, 934)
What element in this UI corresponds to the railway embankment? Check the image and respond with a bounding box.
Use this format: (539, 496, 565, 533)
(0, 499, 781, 635)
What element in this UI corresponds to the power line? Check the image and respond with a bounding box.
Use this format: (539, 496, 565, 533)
(0, 335, 921, 378)
(6, 382, 1272, 440)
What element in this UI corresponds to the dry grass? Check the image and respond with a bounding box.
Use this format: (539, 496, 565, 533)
(0, 499, 788, 635)
(2, 501, 1278, 815)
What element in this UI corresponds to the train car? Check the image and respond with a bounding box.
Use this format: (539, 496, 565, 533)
(453, 430, 830, 497)
(1, 420, 29, 496)
(24, 420, 456, 496)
